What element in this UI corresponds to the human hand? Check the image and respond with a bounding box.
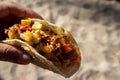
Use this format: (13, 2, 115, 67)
(0, 1, 43, 64)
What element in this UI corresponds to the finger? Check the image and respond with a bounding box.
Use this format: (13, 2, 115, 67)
(0, 1, 43, 19)
(10, 4, 43, 19)
(8, 1, 43, 19)
(0, 2, 9, 18)
(0, 43, 31, 65)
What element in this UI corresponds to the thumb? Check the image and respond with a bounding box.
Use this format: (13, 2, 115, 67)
(0, 43, 31, 64)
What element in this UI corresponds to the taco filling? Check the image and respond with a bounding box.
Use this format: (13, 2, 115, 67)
(5, 18, 80, 72)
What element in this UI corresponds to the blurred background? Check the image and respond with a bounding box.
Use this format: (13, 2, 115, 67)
(0, 0, 120, 80)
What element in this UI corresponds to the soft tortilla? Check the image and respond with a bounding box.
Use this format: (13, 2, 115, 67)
(2, 18, 81, 77)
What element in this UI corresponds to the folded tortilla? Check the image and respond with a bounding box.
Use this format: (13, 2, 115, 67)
(3, 18, 81, 77)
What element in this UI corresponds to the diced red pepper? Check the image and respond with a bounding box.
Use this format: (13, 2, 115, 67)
(16, 24, 32, 31)
(62, 44, 72, 53)
(21, 27, 32, 31)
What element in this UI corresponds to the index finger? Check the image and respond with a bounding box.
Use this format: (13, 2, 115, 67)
(0, 1, 43, 19)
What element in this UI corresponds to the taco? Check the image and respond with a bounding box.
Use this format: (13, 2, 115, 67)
(3, 18, 81, 77)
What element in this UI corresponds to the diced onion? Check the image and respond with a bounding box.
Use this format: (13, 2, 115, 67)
(20, 31, 33, 45)
(32, 22, 43, 30)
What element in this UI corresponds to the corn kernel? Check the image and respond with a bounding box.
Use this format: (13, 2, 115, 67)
(21, 19, 31, 26)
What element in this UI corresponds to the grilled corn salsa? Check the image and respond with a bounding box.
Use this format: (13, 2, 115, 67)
(5, 18, 79, 69)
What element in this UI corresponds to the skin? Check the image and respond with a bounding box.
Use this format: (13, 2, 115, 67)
(0, 1, 43, 64)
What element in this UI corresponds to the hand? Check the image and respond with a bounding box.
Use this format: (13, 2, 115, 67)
(0, 1, 43, 64)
